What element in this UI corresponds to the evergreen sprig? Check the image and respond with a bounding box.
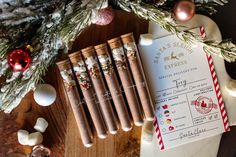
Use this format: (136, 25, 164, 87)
(118, 0, 236, 62)
(0, 0, 104, 113)
(0, 0, 234, 113)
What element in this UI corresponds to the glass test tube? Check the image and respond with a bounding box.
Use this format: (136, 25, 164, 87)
(121, 33, 154, 121)
(94, 43, 133, 131)
(81, 47, 119, 134)
(56, 59, 93, 147)
(68, 52, 108, 138)
(108, 37, 144, 126)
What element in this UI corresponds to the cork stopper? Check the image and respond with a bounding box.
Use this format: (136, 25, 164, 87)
(56, 59, 71, 71)
(107, 37, 122, 49)
(81, 46, 95, 58)
(94, 43, 109, 56)
(68, 51, 82, 65)
(120, 33, 135, 44)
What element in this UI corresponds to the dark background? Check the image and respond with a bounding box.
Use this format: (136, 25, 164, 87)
(211, 0, 236, 78)
(210, 0, 236, 156)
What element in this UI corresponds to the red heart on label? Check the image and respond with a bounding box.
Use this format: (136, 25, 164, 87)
(169, 126, 174, 131)
(162, 104, 168, 109)
(201, 101, 207, 108)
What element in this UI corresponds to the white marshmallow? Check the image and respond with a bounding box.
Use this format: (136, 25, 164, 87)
(34, 117, 49, 133)
(17, 130, 29, 145)
(27, 132, 43, 146)
(141, 121, 154, 144)
(225, 79, 236, 97)
(139, 34, 153, 46)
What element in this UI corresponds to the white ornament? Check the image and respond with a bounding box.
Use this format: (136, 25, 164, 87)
(17, 130, 29, 145)
(139, 34, 153, 46)
(225, 79, 236, 97)
(34, 117, 49, 133)
(33, 84, 57, 106)
(27, 132, 43, 146)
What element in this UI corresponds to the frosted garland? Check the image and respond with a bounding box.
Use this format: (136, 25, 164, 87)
(0, 0, 108, 113)
(0, 0, 234, 113)
(195, 0, 228, 5)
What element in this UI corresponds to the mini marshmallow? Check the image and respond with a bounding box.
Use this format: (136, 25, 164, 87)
(225, 79, 236, 97)
(34, 117, 48, 133)
(141, 121, 154, 144)
(28, 132, 43, 146)
(139, 34, 153, 46)
(17, 130, 29, 145)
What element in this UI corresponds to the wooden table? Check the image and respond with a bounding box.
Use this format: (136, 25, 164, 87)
(1, 2, 236, 156)
(0, 10, 148, 157)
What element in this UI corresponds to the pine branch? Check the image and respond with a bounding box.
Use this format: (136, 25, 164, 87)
(194, 0, 228, 15)
(0, 0, 234, 113)
(0, 1, 66, 112)
(59, 4, 92, 48)
(59, 0, 107, 47)
(194, 0, 228, 5)
(118, 0, 236, 62)
(149, 0, 228, 15)
(0, 0, 106, 113)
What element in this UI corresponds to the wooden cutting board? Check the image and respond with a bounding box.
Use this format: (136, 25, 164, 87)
(0, 10, 148, 157)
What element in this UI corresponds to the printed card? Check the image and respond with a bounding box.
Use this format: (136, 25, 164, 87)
(138, 27, 230, 150)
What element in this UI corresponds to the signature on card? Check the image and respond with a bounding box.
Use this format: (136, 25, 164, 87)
(179, 128, 207, 140)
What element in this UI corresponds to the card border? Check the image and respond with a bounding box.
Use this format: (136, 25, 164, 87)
(153, 26, 230, 150)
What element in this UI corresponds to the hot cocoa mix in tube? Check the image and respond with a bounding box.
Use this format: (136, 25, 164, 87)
(56, 59, 93, 147)
(81, 46, 119, 134)
(108, 37, 144, 126)
(121, 33, 154, 121)
(68, 52, 108, 139)
(94, 43, 133, 131)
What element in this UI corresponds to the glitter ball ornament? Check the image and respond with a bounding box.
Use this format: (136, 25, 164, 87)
(173, 0, 196, 22)
(8, 47, 32, 72)
(30, 145, 51, 157)
(92, 7, 114, 26)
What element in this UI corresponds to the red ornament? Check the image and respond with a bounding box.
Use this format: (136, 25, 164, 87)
(173, 0, 196, 22)
(8, 47, 32, 72)
(95, 7, 114, 26)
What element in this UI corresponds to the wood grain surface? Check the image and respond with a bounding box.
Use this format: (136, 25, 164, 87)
(65, 10, 148, 157)
(0, 10, 148, 157)
(1, 4, 236, 156)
